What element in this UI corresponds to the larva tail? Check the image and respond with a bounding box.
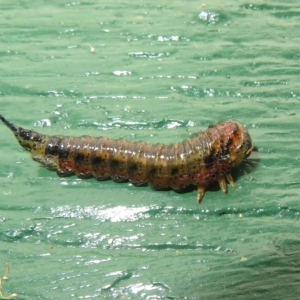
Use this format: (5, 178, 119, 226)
(0, 114, 56, 167)
(0, 114, 19, 134)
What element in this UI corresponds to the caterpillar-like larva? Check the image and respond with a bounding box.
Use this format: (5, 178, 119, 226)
(0, 114, 253, 203)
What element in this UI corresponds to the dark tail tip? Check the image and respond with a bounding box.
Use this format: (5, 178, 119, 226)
(0, 114, 19, 134)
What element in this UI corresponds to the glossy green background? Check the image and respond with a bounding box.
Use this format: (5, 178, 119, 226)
(1, 1, 300, 299)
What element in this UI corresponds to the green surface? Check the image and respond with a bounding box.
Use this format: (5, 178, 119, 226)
(1, 1, 300, 299)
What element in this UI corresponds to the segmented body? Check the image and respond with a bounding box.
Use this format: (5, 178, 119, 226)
(0, 115, 253, 203)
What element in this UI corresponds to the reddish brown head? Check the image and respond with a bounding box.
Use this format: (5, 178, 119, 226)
(214, 120, 253, 167)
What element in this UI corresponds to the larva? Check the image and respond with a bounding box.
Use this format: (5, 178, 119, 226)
(0, 114, 253, 203)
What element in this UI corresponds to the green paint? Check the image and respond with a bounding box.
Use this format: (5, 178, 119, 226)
(1, 0, 300, 299)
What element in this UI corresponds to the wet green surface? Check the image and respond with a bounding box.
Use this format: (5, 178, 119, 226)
(1, 1, 300, 299)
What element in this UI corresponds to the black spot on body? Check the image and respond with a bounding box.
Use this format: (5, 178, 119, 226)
(204, 149, 215, 168)
(46, 137, 61, 156)
(32, 134, 43, 143)
(92, 156, 102, 165)
(110, 159, 119, 169)
(19, 129, 32, 140)
(227, 137, 233, 147)
(75, 152, 85, 162)
(128, 162, 137, 172)
(59, 148, 70, 159)
(149, 168, 156, 176)
(171, 167, 179, 175)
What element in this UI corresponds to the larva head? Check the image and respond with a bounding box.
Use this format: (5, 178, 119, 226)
(210, 120, 253, 168)
(220, 121, 253, 167)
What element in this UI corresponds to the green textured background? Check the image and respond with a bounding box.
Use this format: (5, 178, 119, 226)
(1, 1, 300, 299)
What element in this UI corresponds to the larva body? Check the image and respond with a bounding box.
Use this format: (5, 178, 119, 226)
(0, 115, 253, 203)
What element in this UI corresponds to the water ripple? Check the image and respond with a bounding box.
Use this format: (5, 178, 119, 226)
(50, 205, 154, 222)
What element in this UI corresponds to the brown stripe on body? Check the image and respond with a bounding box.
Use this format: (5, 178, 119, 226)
(166, 144, 176, 188)
(128, 141, 149, 186)
(182, 138, 194, 172)
(45, 136, 61, 156)
(57, 136, 76, 176)
(146, 143, 170, 190)
(211, 128, 232, 178)
(91, 137, 112, 180)
(168, 142, 190, 191)
(190, 126, 232, 185)
(38, 135, 62, 168)
(191, 128, 221, 184)
(73, 136, 94, 178)
(184, 134, 204, 183)
(127, 141, 144, 185)
(156, 145, 171, 189)
(109, 138, 130, 182)
(139, 143, 154, 185)
(145, 143, 160, 189)
(148, 144, 170, 190)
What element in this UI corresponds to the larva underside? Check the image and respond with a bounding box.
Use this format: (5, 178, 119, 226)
(0, 114, 253, 203)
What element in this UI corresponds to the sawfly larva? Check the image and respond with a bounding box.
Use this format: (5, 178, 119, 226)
(0, 114, 253, 203)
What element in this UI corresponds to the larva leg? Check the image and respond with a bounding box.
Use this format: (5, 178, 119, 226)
(246, 145, 254, 156)
(218, 174, 236, 195)
(218, 177, 228, 194)
(197, 184, 208, 204)
(226, 173, 236, 189)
